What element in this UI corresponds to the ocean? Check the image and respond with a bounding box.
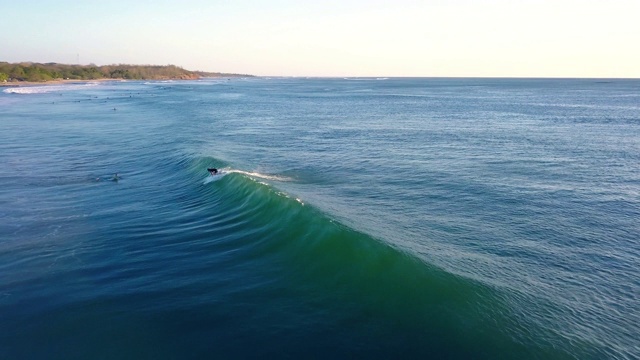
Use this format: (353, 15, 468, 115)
(1, 77, 638, 359)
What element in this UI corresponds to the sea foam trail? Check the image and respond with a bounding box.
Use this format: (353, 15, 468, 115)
(227, 169, 292, 182)
(2, 82, 100, 94)
(202, 172, 228, 184)
(202, 168, 292, 185)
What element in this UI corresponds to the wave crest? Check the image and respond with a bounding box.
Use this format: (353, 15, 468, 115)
(2, 82, 100, 94)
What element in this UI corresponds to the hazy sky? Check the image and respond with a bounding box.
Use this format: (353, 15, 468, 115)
(2, 0, 639, 77)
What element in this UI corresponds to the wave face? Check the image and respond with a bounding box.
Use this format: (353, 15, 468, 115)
(1, 78, 639, 359)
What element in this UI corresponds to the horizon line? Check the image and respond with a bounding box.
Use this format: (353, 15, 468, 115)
(3, 61, 639, 80)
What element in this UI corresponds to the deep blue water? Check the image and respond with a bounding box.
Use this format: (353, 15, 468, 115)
(1, 78, 639, 359)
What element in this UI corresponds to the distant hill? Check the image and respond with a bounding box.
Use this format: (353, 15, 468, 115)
(194, 70, 254, 78)
(0, 62, 252, 83)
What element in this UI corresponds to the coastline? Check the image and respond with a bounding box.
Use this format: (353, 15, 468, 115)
(0, 75, 247, 88)
(0, 78, 119, 87)
(1, 63, 254, 88)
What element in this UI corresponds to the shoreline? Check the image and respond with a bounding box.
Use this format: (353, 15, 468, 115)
(0, 75, 251, 88)
(0, 75, 246, 87)
(0, 78, 124, 87)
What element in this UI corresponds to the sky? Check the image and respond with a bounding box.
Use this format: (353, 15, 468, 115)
(1, 0, 639, 77)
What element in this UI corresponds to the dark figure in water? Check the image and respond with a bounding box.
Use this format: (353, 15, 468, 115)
(208, 168, 218, 175)
(112, 173, 120, 181)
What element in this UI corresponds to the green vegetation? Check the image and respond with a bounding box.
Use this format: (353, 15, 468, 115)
(194, 70, 254, 78)
(0, 62, 251, 83)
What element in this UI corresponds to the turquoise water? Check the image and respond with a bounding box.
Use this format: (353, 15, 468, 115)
(1, 78, 638, 359)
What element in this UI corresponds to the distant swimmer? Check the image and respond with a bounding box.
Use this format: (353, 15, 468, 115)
(111, 173, 121, 181)
(208, 168, 218, 176)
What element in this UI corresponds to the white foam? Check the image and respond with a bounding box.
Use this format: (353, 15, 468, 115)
(343, 77, 389, 81)
(202, 171, 229, 184)
(2, 82, 100, 94)
(201, 168, 292, 184)
(228, 169, 292, 182)
(144, 80, 176, 85)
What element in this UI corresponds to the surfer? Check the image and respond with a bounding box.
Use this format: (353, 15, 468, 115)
(208, 168, 218, 176)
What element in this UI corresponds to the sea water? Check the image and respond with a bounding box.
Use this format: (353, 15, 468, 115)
(1, 78, 638, 359)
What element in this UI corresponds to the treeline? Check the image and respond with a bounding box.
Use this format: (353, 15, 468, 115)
(194, 70, 254, 78)
(0, 62, 206, 82)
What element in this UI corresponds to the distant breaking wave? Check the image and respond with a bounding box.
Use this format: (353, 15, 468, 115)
(2, 82, 100, 94)
(343, 77, 389, 81)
